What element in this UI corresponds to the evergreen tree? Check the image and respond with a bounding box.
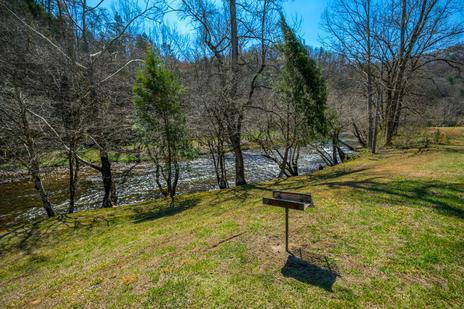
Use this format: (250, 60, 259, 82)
(279, 17, 328, 139)
(133, 50, 193, 200)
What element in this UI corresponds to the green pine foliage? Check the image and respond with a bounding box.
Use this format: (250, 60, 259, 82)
(133, 50, 193, 198)
(133, 50, 184, 127)
(279, 17, 328, 138)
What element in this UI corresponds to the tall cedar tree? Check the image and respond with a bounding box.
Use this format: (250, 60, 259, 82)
(133, 50, 192, 200)
(280, 17, 328, 139)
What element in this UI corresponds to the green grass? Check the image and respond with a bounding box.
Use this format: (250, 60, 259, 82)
(0, 128, 463, 308)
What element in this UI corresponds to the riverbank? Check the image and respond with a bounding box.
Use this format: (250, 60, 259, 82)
(1, 128, 463, 307)
(0, 147, 350, 227)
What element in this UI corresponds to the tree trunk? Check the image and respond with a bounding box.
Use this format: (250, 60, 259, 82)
(229, 0, 239, 89)
(385, 95, 402, 145)
(17, 89, 55, 217)
(100, 150, 117, 208)
(209, 138, 228, 189)
(385, 0, 407, 146)
(352, 121, 367, 147)
(217, 149, 228, 189)
(332, 133, 339, 165)
(67, 151, 79, 213)
(31, 164, 55, 217)
(372, 87, 381, 153)
(228, 0, 246, 186)
(229, 130, 246, 185)
(279, 147, 290, 178)
(289, 146, 299, 176)
(366, 0, 375, 153)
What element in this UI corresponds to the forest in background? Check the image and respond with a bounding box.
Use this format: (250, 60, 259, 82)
(0, 0, 463, 218)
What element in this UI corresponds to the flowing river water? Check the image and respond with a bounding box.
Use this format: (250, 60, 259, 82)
(0, 146, 352, 227)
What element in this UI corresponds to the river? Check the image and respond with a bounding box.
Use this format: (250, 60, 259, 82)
(0, 146, 349, 227)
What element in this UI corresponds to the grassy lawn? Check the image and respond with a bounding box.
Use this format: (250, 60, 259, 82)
(1, 128, 463, 308)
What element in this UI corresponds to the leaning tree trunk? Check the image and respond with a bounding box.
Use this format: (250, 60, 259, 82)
(333, 128, 346, 163)
(31, 163, 55, 217)
(278, 147, 290, 178)
(18, 89, 55, 218)
(352, 121, 367, 148)
(100, 150, 117, 208)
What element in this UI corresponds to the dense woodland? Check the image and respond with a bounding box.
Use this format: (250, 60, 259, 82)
(0, 0, 463, 218)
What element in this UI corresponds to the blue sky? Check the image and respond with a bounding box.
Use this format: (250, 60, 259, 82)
(163, 0, 328, 47)
(94, 0, 328, 47)
(281, 0, 328, 47)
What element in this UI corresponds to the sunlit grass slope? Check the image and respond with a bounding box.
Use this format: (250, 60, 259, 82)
(1, 128, 463, 308)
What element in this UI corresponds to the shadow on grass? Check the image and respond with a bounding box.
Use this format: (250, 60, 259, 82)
(132, 198, 200, 223)
(281, 251, 339, 292)
(1, 198, 201, 255)
(442, 146, 464, 154)
(206, 185, 259, 209)
(0, 214, 111, 256)
(307, 167, 369, 182)
(321, 178, 464, 219)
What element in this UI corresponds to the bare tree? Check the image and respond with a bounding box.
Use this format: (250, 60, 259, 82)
(0, 2, 59, 217)
(179, 0, 282, 186)
(0, 90, 56, 217)
(323, 0, 464, 148)
(323, 0, 379, 152)
(375, 0, 464, 145)
(1, 0, 165, 208)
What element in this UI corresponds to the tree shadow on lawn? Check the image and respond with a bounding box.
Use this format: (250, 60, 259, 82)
(205, 185, 262, 210)
(0, 214, 112, 256)
(321, 178, 464, 219)
(0, 198, 202, 255)
(441, 146, 464, 154)
(132, 198, 200, 223)
(281, 250, 339, 292)
(202, 167, 371, 209)
(307, 167, 370, 182)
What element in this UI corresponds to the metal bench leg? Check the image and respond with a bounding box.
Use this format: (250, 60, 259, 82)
(285, 207, 289, 253)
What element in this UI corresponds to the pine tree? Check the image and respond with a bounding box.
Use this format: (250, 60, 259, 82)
(279, 17, 328, 139)
(133, 50, 193, 200)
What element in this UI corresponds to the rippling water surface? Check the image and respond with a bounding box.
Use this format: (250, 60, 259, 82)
(0, 147, 349, 226)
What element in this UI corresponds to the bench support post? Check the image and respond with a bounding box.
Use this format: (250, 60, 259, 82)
(285, 207, 289, 253)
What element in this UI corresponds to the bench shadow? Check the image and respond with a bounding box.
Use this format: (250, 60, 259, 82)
(281, 250, 339, 292)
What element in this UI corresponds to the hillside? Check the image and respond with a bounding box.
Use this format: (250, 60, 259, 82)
(1, 128, 463, 308)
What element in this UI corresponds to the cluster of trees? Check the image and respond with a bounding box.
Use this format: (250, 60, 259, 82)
(323, 0, 464, 152)
(0, 0, 462, 218)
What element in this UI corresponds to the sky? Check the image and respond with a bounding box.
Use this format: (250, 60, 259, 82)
(165, 0, 328, 47)
(281, 0, 328, 47)
(94, 0, 329, 48)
